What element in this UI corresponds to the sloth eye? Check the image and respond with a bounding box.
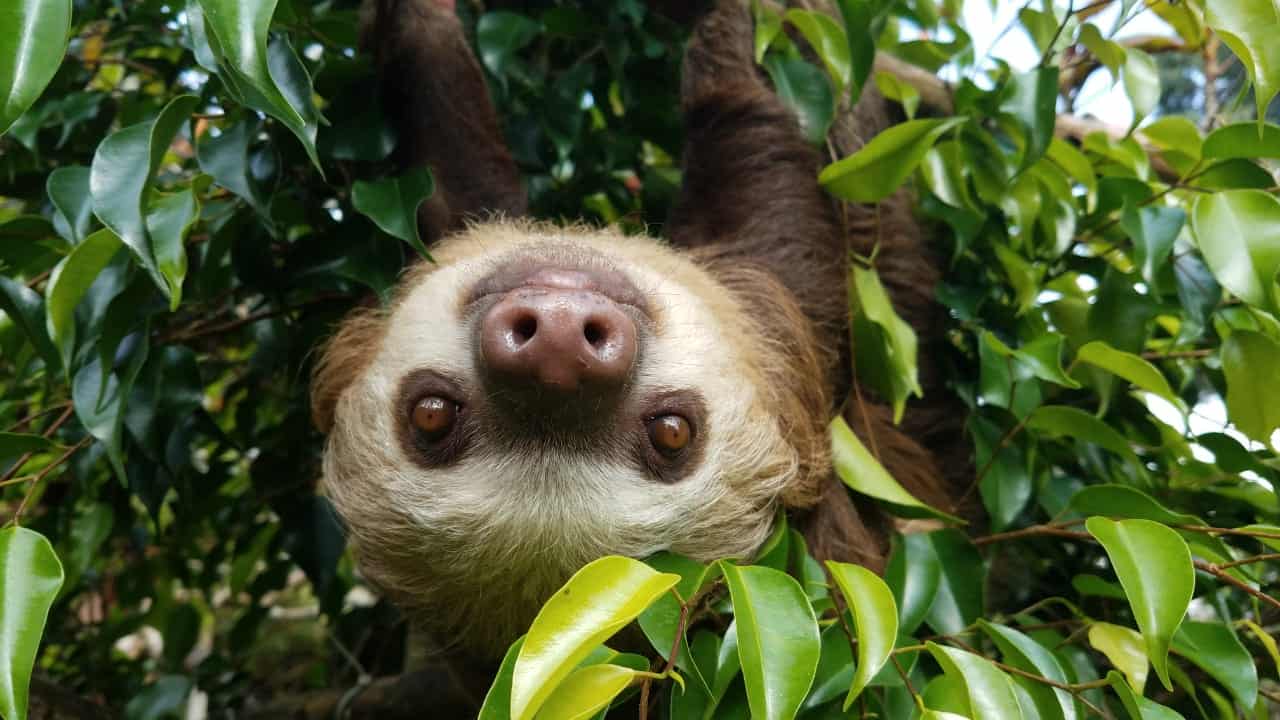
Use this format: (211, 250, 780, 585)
(647, 414, 691, 456)
(412, 396, 459, 441)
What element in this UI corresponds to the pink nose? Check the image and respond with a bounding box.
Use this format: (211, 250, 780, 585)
(479, 285, 637, 394)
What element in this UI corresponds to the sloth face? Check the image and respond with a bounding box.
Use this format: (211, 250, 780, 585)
(315, 221, 827, 651)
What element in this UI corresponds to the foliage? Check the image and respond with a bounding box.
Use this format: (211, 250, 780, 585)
(0, 0, 1279, 718)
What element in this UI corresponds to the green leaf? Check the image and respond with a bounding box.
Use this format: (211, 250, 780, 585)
(1106, 670, 1186, 720)
(1140, 116, 1203, 175)
(831, 416, 960, 522)
(1075, 341, 1180, 407)
(195, 0, 322, 170)
(1221, 330, 1280, 446)
(0, 0, 72, 135)
(477, 12, 541, 84)
(874, 71, 921, 118)
(44, 228, 124, 373)
(1203, 121, 1280, 159)
(884, 532, 941, 635)
(1078, 24, 1126, 83)
(0, 527, 65, 720)
(480, 637, 525, 720)
(1001, 66, 1058, 169)
(145, 185, 202, 310)
(350, 167, 436, 259)
(926, 643, 1024, 720)
(1204, 2, 1280, 122)
(820, 118, 965, 203)
(1085, 518, 1193, 690)
(1121, 49, 1159, 131)
(1027, 406, 1137, 462)
(982, 332, 1081, 389)
(784, 10, 852, 90)
(753, 1, 783, 63)
(1047, 138, 1097, 210)
(849, 264, 921, 422)
(0, 276, 59, 374)
(89, 94, 198, 297)
(1190, 189, 1280, 313)
(1171, 621, 1257, 709)
(637, 553, 719, 695)
(196, 118, 265, 214)
(1120, 204, 1184, 287)
(534, 664, 636, 720)
(921, 530, 984, 636)
(510, 556, 678, 720)
(979, 621, 1076, 720)
(720, 563, 820, 720)
(46, 166, 94, 245)
(1069, 485, 1200, 525)
(1090, 624, 1148, 693)
(825, 561, 897, 708)
(123, 675, 191, 720)
(763, 55, 835, 146)
(0, 433, 55, 463)
(61, 502, 112, 597)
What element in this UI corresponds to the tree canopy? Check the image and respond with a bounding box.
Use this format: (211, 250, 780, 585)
(1, 0, 1279, 719)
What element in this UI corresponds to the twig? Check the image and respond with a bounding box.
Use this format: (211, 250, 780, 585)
(0, 405, 75, 484)
(11, 436, 92, 525)
(973, 521, 1092, 546)
(3, 402, 72, 434)
(1214, 553, 1280, 571)
(1194, 560, 1280, 612)
(1141, 348, 1213, 360)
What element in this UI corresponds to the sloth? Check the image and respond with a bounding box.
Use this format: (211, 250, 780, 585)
(311, 0, 970, 658)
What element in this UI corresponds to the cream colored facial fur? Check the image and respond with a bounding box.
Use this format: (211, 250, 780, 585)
(319, 220, 811, 652)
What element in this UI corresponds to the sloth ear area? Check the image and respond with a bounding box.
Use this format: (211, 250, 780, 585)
(311, 309, 389, 434)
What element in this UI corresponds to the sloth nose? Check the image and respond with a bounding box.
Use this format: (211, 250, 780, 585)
(479, 287, 638, 394)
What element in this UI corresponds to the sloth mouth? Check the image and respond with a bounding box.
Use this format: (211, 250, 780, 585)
(463, 248, 650, 318)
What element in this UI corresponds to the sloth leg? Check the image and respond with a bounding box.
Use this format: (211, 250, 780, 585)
(364, 0, 526, 244)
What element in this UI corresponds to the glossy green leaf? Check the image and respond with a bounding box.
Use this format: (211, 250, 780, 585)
(89, 94, 198, 296)
(926, 643, 1023, 720)
(1203, 121, 1280, 159)
(195, 0, 321, 169)
(1047, 138, 1097, 208)
(1106, 671, 1185, 720)
(350, 167, 436, 259)
(849, 264, 921, 422)
(831, 416, 960, 522)
(638, 553, 719, 694)
(1171, 621, 1257, 709)
(1078, 23, 1126, 82)
(479, 637, 525, 720)
(883, 533, 940, 637)
(1121, 204, 1184, 287)
(1122, 49, 1159, 131)
(0, 276, 59, 373)
(1204, 2, 1280, 122)
(1027, 406, 1137, 462)
(921, 530, 984, 636)
(1075, 341, 1180, 406)
(784, 10, 851, 90)
(1090, 624, 1148, 693)
(44, 228, 123, 373)
(1001, 66, 1058, 169)
(1085, 518, 1193, 690)
(753, 1, 783, 63)
(196, 118, 265, 214)
(982, 332, 1081, 389)
(820, 118, 965, 203)
(534, 664, 636, 720)
(146, 185, 201, 310)
(0, 0, 72, 135)
(1222, 329, 1280, 446)
(720, 563, 820, 720)
(1069, 485, 1200, 526)
(980, 621, 1075, 720)
(874, 71, 921, 119)
(825, 561, 897, 708)
(510, 556, 678, 720)
(0, 527, 65, 720)
(477, 12, 541, 83)
(801, 624, 854, 711)
(763, 55, 835, 146)
(46, 166, 93, 245)
(1190, 189, 1280, 313)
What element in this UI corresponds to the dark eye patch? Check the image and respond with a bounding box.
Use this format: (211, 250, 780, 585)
(637, 389, 708, 483)
(395, 369, 473, 468)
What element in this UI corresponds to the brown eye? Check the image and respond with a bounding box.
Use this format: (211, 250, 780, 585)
(647, 414, 691, 456)
(412, 396, 458, 441)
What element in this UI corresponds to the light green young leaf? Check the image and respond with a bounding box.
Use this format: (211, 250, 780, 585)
(850, 264, 921, 422)
(820, 117, 965, 203)
(44, 228, 124, 373)
(926, 643, 1024, 720)
(510, 556, 678, 720)
(785, 9, 852, 90)
(1085, 518, 1193, 691)
(0, 527, 65, 720)
(753, 1, 783, 63)
(720, 563, 820, 720)
(825, 561, 897, 708)
(533, 664, 637, 720)
(831, 416, 961, 522)
(1190, 189, 1280, 314)
(1204, 2, 1280, 123)
(1221, 330, 1280, 446)
(763, 55, 835, 146)
(1140, 116, 1202, 175)
(0, 0, 72, 135)
(1203, 121, 1280, 159)
(875, 71, 921, 118)
(1075, 341, 1181, 407)
(1090, 624, 1148, 694)
(196, 0, 321, 169)
(1077, 23, 1126, 83)
(89, 94, 198, 297)
(351, 167, 436, 259)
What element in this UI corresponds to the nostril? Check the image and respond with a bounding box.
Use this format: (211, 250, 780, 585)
(583, 321, 605, 347)
(512, 314, 538, 345)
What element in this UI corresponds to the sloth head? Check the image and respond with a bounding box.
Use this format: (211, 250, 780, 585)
(311, 220, 832, 653)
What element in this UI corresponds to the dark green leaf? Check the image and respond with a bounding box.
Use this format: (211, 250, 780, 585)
(762, 55, 835, 146)
(350, 167, 436, 258)
(0, 0, 72, 135)
(0, 527, 65, 720)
